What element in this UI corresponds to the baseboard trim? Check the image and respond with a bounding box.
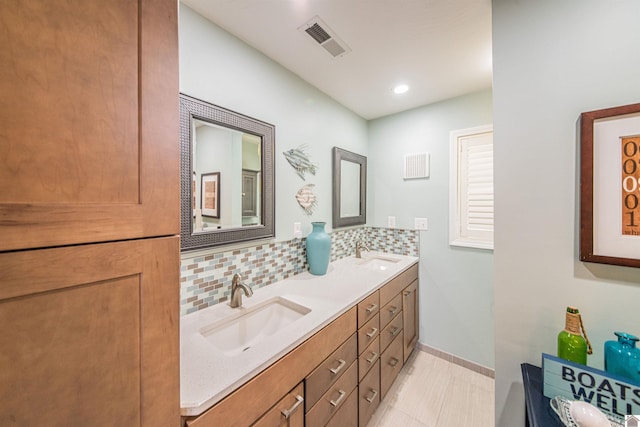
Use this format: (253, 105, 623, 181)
(416, 342, 495, 379)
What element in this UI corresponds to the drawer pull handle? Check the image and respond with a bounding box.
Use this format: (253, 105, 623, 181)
(329, 359, 346, 375)
(365, 351, 378, 364)
(403, 290, 411, 296)
(390, 326, 401, 337)
(388, 306, 400, 316)
(281, 395, 304, 419)
(365, 303, 378, 313)
(388, 357, 400, 368)
(366, 327, 378, 338)
(365, 388, 378, 403)
(329, 390, 346, 407)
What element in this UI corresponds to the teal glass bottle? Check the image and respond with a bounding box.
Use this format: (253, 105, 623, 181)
(604, 332, 640, 382)
(306, 222, 331, 275)
(557, 307, 588, 365)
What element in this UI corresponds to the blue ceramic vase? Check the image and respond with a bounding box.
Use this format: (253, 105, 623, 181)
(306, 222, 331, 275)
(604, 332, 640, 382)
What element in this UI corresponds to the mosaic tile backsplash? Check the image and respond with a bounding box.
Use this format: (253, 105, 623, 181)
(180, 226, 419, 316)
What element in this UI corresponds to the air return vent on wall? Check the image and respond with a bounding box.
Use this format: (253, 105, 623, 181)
(298, 16, 351, 58)
(404, 153, 430, 179)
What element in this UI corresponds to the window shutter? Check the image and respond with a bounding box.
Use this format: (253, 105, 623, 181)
(450, 125, 494, 249)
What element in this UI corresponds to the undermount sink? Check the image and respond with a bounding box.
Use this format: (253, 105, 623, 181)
(199, 297, 311, 356)
(358, 255, 401, 271)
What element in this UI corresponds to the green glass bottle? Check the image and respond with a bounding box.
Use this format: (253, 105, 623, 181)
(557, 306, 589, 365)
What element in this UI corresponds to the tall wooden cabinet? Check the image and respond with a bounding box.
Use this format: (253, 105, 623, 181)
(0, 1, 180, 426)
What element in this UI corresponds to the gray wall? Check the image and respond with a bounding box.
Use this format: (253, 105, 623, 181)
(368, 89, 494, 369)
(492, 1, 640, 425)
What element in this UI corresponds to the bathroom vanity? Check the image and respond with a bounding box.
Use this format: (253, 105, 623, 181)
(180, 253, 419, 427)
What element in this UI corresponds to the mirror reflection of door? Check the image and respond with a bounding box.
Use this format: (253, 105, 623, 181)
(340, 159, 361, 217)
(242, 169, 260, 225)
(192, 118, 262, 231)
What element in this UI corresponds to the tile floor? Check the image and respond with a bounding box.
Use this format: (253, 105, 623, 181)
(368, 350, 495, 426)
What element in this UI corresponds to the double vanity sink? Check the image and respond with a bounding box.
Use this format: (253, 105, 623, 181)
(180, 252, 417, 417)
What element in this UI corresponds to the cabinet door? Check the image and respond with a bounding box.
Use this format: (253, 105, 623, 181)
(0, 237, 179, 426)
(242, 170, 259, 217)
(402, 279, 419, 362)
(252, 383, 304, 427)
(0, 0, 179, 251)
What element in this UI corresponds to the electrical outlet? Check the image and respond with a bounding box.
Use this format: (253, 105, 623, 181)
(414, 217, 428, 230)
(293, 222, 302, 238)
(388, 216, 396, 228)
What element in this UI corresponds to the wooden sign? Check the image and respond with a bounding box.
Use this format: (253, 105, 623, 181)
(622, 136, 640, 235)
(542, 353, 640, 418)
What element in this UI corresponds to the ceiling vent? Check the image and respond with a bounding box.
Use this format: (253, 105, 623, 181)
(299, 16, 351, 58)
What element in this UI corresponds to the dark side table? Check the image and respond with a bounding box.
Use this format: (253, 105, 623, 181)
(521, 363, 563, 427)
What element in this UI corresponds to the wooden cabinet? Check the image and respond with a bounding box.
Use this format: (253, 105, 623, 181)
(0, 0, 179, 252)
(402, 279, 419, 362)
(377, 264, 419, 400)
(0, 237, 180, 426)
(0, 1, 180, 426)
(252, 383, 304, 427)
(183, 264, 418, 427)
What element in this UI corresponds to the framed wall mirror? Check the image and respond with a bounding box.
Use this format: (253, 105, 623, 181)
(332, 147, 367, 228)
(180, 94, 275, 251)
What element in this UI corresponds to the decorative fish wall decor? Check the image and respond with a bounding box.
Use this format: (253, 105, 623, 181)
(296, 184, 318, 215)
(283, 145, 318, 180)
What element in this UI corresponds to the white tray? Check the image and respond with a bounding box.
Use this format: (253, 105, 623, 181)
(550, 396, 624, 427)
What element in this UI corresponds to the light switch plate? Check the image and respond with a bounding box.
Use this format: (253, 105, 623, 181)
(388, 216, 396, 228)
(414, 218, 428, 230)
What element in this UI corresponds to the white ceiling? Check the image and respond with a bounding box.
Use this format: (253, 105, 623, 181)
(181, 0, 493, 120)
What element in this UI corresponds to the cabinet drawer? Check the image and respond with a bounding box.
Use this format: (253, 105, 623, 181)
(380, 264, 418, 306)
(380, 293, 402, 329)
(306, 361, 358, 427)
(325, 388, 358, 427)
(380, 333, 404, 399)
(357, 313, 379, 355)
(358, 360, 381, 427)
(358, 336, 379, 381)
(252, 383, 304, 427)
(305, 334, 357, 411)
(357, 291, 379, 328)
(380, 311, 403, 352)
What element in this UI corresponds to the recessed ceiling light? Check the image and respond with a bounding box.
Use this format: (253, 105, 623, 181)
(393, 84, 409, 94)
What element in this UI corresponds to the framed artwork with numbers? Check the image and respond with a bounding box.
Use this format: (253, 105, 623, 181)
(580, 102, 640, 268)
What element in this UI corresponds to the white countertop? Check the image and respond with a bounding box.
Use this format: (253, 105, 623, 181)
(180, 251, 418, 416)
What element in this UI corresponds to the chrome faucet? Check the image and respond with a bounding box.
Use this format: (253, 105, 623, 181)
(355, 241, 370, 258)
(230, 273, 253, 308)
